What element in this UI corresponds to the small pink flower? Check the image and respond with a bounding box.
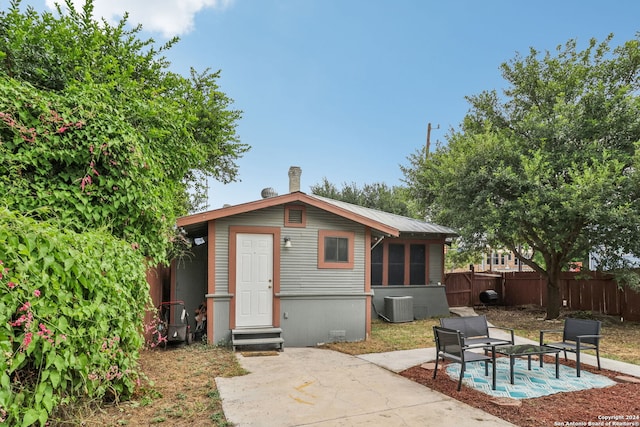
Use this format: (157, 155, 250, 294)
(10, 314, 27, 327)
(22, 332, 33, 349)
(33, 289, 40, 297)
(7, 282, 15, 289)
(19, 302, 30, 312)
(80, 175, 92, 191)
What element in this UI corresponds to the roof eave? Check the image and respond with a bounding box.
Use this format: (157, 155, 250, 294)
(177, 192, 400, 237)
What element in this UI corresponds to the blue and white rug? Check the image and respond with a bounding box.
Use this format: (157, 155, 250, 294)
(445, 357, 616, 399)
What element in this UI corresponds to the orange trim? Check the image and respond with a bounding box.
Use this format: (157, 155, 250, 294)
(284, 204, 307, 228)
(206, 221, 216, 344)
(377, 239, 445, 286)
(382, 241, 389, 286)
(317, 230, 355, 269)
(228, 226, 281, 329)
(177, 192, 399, 237)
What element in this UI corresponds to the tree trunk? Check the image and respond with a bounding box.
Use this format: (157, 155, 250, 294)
(545, 264, 562, 319)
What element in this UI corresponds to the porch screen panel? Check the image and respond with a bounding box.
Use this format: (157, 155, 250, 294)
(410, 244, 426, 285)
(388, 244, 404, 286)
(371, 244, 383, 285)
(428, 243, 443, 284)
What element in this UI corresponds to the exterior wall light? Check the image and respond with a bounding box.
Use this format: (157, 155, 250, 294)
(284, 237, 292, 248)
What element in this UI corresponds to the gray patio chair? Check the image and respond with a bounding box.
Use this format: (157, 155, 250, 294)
(539, 317, 602, 377)
(440, 315, 514, 348)
(432, 326, 496, 391)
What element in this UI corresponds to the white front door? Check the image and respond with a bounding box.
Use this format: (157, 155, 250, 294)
(235, 233, 273, 328)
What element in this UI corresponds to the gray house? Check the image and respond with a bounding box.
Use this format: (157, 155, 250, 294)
(174, 167, 457, 348)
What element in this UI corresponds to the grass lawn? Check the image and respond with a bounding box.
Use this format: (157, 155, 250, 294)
(54, 306, 639, 426)
(324, 307, 640, 365)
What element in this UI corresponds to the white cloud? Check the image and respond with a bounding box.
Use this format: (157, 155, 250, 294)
(44, 0, 234, 38)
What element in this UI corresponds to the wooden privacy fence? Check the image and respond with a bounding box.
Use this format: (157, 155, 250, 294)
(443, 272, 503, 307)
(444, 271, 640, 321)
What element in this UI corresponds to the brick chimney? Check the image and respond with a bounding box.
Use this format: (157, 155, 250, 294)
(288, 166, 302, 193)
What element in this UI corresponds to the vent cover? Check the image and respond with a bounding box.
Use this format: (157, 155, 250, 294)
(287, 208, 303, 224)
(384, 296, 414, 323)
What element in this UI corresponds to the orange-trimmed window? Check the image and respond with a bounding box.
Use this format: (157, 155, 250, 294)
(318, 230, 355, 269)
(284, 205, 306, 227)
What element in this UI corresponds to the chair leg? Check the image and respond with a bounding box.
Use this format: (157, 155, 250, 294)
(596, 347, 601, 370)
(457, 364, 464, 391)
(433, 355, 440, 379)
(576, 344, 581, 377)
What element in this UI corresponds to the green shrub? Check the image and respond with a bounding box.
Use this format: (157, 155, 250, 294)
(0, 208, 151, 426)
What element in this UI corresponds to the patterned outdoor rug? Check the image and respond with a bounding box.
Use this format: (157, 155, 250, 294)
(446, 357, 616, 399)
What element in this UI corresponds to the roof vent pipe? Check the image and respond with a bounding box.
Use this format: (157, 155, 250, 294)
(288, 166, 302, 193)
(261, 187, 278, 198)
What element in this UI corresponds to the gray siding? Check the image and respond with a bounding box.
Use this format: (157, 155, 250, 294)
(371, 285, 449, 320)
(280, 296, 366, 346)
(211, 295, 231, 345)
(177, 203, 448, 347)
(214, 207, 286, 294)
(210, 205, 368, 346)
(280, 206, 366, 295)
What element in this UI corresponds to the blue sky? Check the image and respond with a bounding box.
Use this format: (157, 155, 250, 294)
(21, 0, 640, 209)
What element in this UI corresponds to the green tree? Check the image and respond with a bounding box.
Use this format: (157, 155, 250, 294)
(310, 177, 414, 217)
(0, 0, 248, 262)
(402, 34, 640, 319)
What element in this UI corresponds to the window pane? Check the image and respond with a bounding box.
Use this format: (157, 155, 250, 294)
(337, 237, 348, 261)
(324, 237, 348, 263)
(371, 245, 383, 285)
(388, 244, 404, 285)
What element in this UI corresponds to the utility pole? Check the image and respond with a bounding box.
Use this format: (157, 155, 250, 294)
(426, 122, 440, 159)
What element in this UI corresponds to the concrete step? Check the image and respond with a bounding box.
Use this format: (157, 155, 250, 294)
(232, 328, 284, 352)
(232, 327, 282, 335)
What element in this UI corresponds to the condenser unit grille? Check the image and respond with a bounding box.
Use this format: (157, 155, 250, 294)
(384, 296, 414, 323)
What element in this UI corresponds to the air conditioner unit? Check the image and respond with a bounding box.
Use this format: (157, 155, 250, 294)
(384, 296, 414, 323)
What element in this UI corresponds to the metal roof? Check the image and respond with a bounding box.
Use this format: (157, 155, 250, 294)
(308, 194, 458, 237)
(178, 191, 458, 238)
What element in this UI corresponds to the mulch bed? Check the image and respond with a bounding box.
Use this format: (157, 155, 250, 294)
(400, 357, 640, 427)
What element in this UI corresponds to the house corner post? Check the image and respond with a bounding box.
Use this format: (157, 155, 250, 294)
(207, 220, 216, 345)
(365, 228, 372, 339)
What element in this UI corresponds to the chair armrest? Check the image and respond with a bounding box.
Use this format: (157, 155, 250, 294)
(539, 329, 563, 345)
(488, 325, 515, 344)
(576, 334, 602, 344)
(488, 325, 513, 333)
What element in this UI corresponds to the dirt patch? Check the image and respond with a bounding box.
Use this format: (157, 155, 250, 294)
(51, 344, 245, 426)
